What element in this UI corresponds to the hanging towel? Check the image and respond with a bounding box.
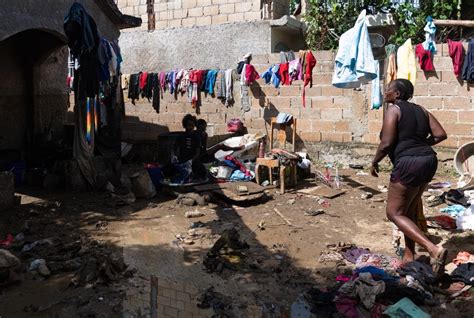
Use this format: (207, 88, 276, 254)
(448, 39, 465, 77)
(216, 70, 226, 99)
(397, 38, 417, 86)
(462, 40, 474, 82)
(415, 44, 434, 71)
(332, 10, 377, 89)
(371, 60, 382, 110)
(302, 50, 317, 107)
(225, 69, 233, 107)
(422, 17, 437, 53)
(205, 70, 218, 94)
(385, 44, 397, 84)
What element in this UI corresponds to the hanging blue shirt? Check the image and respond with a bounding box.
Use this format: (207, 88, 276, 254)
(332, 10, 377, 89)
(260, 64, 281, 88)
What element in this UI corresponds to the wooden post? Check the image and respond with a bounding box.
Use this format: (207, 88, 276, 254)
(433, 19, 474, 28)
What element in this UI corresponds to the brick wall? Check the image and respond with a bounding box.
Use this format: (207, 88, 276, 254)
(118, 0, 262, 30)
(122, 44, 474, 152)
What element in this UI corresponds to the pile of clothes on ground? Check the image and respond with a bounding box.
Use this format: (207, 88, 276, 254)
(424, 183, 474, 230)
(209, 155, 254, 182)
(312, 243, 474, 317)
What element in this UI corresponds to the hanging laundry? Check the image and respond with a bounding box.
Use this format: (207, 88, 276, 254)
(159, 72, 166, 93)
(98, 38, 112, 82)
(385, 44, 397, 84)
(189, 70, 205, 108)
(397, 38, 417, 86)
(121, 74, 130, 92)
(225, 69, 233, 107)
(289, 58, 302, 83)
(204, 70, 218, 94)
(139, 72, 148, 91)
(128, 73, 140, 104)
(151, 73, 160, 113)
(422, 16, 436, 54)
(141, 72, 154, 100)
(462, 39, 474, 81)
(240, 65, 251, 112)
(279, 62, 290, 85)
(302, 50, 316, 107)
(332, 10, 377, 89)
(244, 64, 260, 85)
(371, 60, 382, 110)
(415, 44, 434, 71)
(216, 70, 226, 99)
(260, 64, 281, 88)
(448, 39, 465, 77)
(200, 70, 209, 92)
(179, 70, 190, 94)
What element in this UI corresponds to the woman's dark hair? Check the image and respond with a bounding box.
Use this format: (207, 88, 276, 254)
(391, 79, 414, 101)
(182, 114, 196, 128)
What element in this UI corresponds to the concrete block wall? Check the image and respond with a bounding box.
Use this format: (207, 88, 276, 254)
(122, 44, 474, 151)
(118, 0, 262, 30)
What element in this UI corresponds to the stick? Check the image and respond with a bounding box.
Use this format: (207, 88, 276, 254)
(150, 275, 158, 318)
(274, 207, 293, 226)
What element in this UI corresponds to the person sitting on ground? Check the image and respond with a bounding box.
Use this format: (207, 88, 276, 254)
(196, 119, 244, 163)
(370, 79, 448, 277)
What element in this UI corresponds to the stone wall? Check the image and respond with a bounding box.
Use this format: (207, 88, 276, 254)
(122, 44, 474, 156)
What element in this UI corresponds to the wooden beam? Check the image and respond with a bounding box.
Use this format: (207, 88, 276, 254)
(433, 19, 474, 28)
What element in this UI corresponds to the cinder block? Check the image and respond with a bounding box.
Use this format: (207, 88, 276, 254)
(417, 71, 441, 83)
(311, 97, 333, 109)
(429, 83, 458, 96)
(335, 121, 349, 132)
(219, 3, 235, 14)
(430, 110, 457, 123)
(412, 96, 442, 109)
(228, 12, 244, 21)
(196, 15, 212, 25)
(444, 123, 472, 135)
(458, 110, 474, 123)
(169, 19, 183, 28)
(203, 5, 219, 15)
(197, 0, 212, 6)
(279, 86, 301, 97)
(320, 85, 344, 96)
(299, 131, 321, 142)
(174, 9, 188, 19)
(212, 14, 228, 24)
(368, 120, 382, 133)
(235, 2, 253, 12)
(188, 7, 203, 17)
(158, 296, 171, 307)
(182, 17, 196, 26)
(183, 0, 197, 9)
(443, 96, 470, 109)
(164, 305, 179, 318)
(313, 120, 334, 132)
(321, 108, 342, 120)
(244, 11, 261, 20)
(413, 84, 430, 96)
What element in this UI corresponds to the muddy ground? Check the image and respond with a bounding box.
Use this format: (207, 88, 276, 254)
(1, 166, 474, 317)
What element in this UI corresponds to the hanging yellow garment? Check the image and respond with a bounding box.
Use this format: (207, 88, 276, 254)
(396, 39, 417, 86)
(385, 44, 397, 84)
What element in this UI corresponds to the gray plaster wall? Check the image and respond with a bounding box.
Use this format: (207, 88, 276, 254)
(0, 0, 120, 42)
(119, 21, 271, 72)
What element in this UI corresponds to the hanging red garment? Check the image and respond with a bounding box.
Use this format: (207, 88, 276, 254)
(302, 50, 317, 107)
(245, 64, 260, 84)
(279, 63, 290, 86)
(448, 39, 465, 77)
(139, 72, 148, 90)
(415, 44, 434, 71)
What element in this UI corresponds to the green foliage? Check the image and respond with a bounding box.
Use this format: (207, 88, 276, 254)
(304, 0, 458, 50)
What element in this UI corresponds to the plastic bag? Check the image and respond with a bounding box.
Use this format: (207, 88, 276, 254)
(456, 202, 474, 230)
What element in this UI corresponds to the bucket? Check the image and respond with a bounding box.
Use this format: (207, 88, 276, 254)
(454, 142, 474, 177)
(144, 163, 163, 190)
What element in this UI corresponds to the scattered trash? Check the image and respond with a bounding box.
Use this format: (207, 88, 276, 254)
(261, 180, 270, 187)
(305, 209, 325, 216)
(203, 228, 249, 273)
(98, 296, 104, 302)
(14, 233, 24, 241)
(95, 220, 108, 231)
(29, 259, 50, 277)
(440, 204, 466, 218)
(21, 238, 54, 253)
(185, 210, 205, 218)
(349, 164, 364, 170)
(429, 182, 451, 189)
(176, 193, 210, 206)
(0, 234, 14, 247)
(361, 192, 373, 200)
(287, 199, 296, 205)
(426, 215, 457, 230)
(190, 221, 206, 228)
(196, 286, 232, 315)
(456, 202, 474, 230)
(371, 197, 385, 203)
(377, 185, 388, 193)
(356, 171, 369, 176)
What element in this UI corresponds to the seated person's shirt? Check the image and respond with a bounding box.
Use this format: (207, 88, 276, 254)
(177, 131, 201, 163)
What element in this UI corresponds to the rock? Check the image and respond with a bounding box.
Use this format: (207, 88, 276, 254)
(361, 192, 373, 200)
(287, 199, 296, 205)
(377, 185, 388, 193)
(0, 249, 21, 270)
(184, 239, 195, 245)
(185, 211, 205, 218)
(29, 259, 50, 277)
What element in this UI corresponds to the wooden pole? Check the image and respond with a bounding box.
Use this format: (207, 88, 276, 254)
(433, 19, 474, 28)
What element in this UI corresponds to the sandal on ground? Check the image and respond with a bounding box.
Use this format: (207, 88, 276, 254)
(431, 248, 448, 279)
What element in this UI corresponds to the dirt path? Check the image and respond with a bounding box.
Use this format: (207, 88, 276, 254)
(0, 170, 473, 317)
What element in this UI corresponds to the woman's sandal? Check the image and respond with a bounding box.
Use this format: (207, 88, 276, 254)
(431, 247, 448, 279)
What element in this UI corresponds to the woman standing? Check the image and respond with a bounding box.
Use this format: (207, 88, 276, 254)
(371, 79, 448, 276)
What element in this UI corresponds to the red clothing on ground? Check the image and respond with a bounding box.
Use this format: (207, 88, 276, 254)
(415, 44, 434, 71)
(448, 39, 465, 77)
